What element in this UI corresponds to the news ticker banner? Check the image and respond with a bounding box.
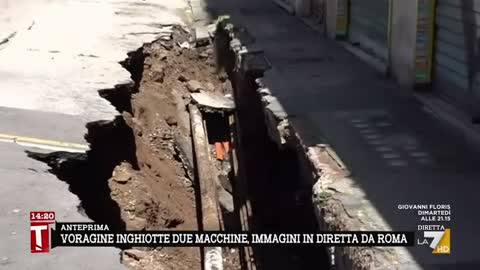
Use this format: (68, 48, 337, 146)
(32, 223, 415, 253)
(50, 224, 414, 247)
(31, 210, 450, 254)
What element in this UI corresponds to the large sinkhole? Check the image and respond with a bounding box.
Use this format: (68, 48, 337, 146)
(26, 44, 145, 235)
(26, 116, 137, 233)
(25, 27, 208, 269)
(25, 24, 331, 270)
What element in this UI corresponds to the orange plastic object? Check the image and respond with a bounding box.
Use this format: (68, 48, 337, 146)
(215, 142, 224, 160)
(222, 141, 230, 154)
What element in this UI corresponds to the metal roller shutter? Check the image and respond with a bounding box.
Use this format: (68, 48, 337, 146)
(348, 0, 390, 62)
(433, 0, 480, 107)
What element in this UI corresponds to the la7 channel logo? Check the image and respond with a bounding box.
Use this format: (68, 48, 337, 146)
(417, 228, 451, 254)
(30, 211, 55, 253)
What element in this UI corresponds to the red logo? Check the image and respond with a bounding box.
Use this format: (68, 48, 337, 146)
(30, 211, 55, 253)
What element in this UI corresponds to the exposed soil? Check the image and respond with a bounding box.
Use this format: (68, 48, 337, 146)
(109, 26, 236, 270)
(27, 23, 329, 270)
(27, 25, 240, 270)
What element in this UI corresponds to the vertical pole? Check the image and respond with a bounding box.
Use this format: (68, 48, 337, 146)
(387, 0, 393, 73)
(189, 104, 223, 270)
(414, 0, 436, 87)
(335, 0, 349, 38)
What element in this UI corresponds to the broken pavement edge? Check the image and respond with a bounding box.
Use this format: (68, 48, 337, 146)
(214, 16, 421, 270)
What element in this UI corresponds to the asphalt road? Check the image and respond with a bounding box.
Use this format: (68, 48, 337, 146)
(0, 0, 188, 269)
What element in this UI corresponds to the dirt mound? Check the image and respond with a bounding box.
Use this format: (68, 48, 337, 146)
(108, 26, 233, 270)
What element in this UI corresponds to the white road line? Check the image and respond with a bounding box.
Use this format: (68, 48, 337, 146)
(0, 135, 88, 153)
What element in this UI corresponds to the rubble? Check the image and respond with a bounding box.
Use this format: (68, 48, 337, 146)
(185, 80, 204, 92)
(205, 82, 215, 91)
(112, 163, 134, 183)
(160, 41, 173, 51)
(128, 216, 147, 230)
(178, 74, 189, 82)
(206, 24, 217, 38)
(109, 24, 243, 269)
(178, 41, 192, 49)
(217, 187, 234, 213)
(190, 90, 235, 111)
(124, 249, 148, 261)
(151, 66, 165, 83)
(194, 25, 210, 47)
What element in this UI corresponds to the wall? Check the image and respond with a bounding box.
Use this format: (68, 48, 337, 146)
(324, 0, 420, 88)
(325, 0, 338, 39)
(433, 0, 480, 110)
(390, 0, 418, 88)
(311, 0, 326, 22)
(294, 0, 312, 17)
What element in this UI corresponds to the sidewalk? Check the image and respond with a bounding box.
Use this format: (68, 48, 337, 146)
(204, 0, 480, 269)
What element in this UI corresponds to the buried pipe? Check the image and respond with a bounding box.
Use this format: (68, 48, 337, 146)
(189, 104, 223, 270)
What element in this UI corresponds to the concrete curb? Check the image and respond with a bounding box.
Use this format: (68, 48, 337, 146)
(416, 93, 480, 148)
(268, 0, 388, 77)
(339, 41, 389, 77)
(299, 16, 326, 35)
(215, 16, 421, 270)
(271, 0, 295, 15)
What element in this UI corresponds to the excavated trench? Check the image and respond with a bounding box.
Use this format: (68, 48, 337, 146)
(228, 70, 331, 270)
(212, 19, 331, 268)
(26, 25, 331, 270)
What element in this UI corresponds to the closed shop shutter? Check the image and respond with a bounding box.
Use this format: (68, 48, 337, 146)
(349, 0, 390, 62)
(433, 0, 480, 107)
(311, 0, 326, 24)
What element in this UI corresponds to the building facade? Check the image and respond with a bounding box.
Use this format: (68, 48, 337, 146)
(288, 0, 480, 120)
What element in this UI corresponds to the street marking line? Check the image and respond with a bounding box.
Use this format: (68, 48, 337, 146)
(0, 133, 89, 152)
(0, 139, 87, 153)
